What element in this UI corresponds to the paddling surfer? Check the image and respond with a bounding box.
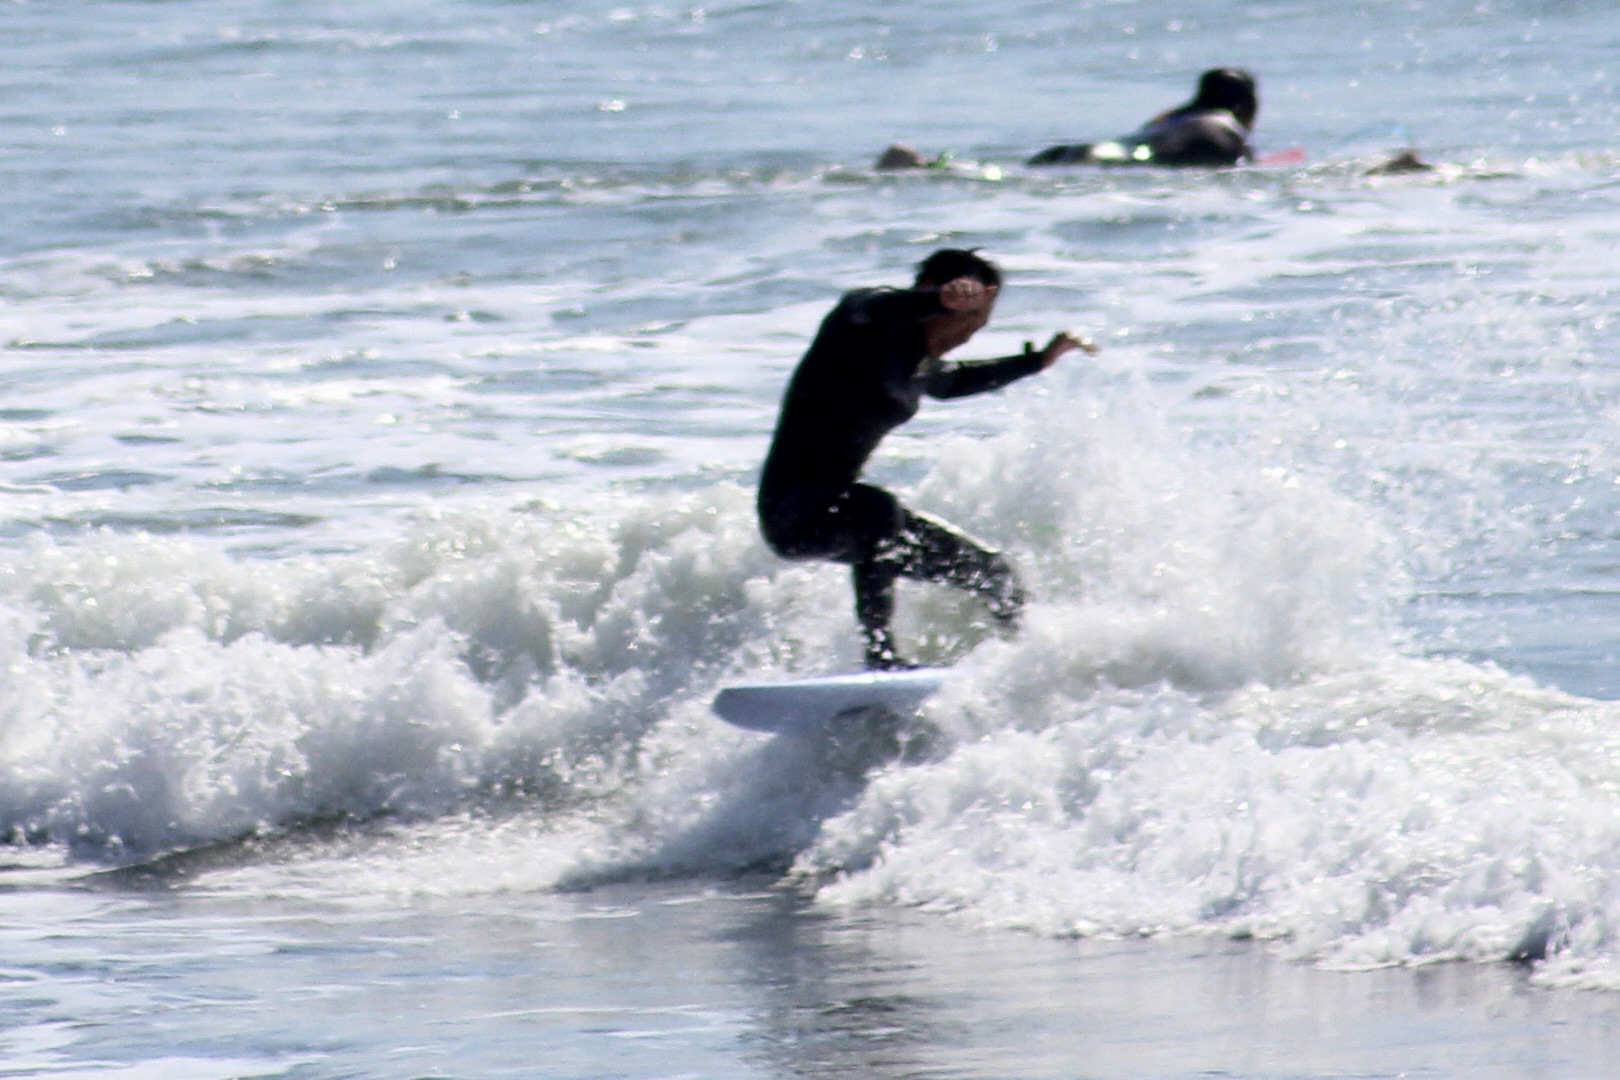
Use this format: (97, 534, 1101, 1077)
(758, 249, 1091, 670)
(1028, 67, 1258, 167)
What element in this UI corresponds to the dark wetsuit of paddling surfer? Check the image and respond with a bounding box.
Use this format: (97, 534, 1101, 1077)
(1029, 68, 1258, 168)
(758, 249, 1087, 670)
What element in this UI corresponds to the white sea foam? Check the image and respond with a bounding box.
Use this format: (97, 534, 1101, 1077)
(797, 657, 1620, 988)
(13, 385, 1617, 987)
(0, 486, 781, 856)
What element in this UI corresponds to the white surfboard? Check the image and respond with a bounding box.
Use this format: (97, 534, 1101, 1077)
(712, 668, 949, 737)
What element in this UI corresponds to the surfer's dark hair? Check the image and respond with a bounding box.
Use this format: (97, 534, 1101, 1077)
(914, 248, 1002, 290)
(1191, 68, 1258, 126)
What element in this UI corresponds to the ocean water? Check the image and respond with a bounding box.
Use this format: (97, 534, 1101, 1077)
(6, 0, 1620, 1075)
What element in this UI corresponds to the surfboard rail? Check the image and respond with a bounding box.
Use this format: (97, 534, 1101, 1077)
(712, 668, 949, 736)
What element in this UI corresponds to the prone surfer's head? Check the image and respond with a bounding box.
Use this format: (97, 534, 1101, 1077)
(914, 248, 1002, 291)
(1192, 68, 1258, 129)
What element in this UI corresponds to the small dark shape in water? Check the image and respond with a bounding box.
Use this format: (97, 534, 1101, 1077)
(875, 143, 935, 170)
(1365, 149, 1435, 176)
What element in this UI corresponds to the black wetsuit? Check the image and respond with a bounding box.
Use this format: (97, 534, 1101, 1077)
(758, 286, 1044, 666)
(1028, 108, 1253, 167)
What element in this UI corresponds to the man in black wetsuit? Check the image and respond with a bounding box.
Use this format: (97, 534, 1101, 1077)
(758, 249, 1088, 670)
(1028, 68, 1258, 168)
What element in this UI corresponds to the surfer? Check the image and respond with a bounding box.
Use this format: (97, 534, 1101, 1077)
(1028, 67, 1258, 167)
(875, 143, 939, 170)
(758, 249, 1091, 670)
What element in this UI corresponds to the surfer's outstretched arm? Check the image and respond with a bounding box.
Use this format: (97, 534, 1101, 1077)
(922, 332, 1094, 399)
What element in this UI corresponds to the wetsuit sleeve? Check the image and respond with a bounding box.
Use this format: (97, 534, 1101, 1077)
(920, 349, 1046, 400)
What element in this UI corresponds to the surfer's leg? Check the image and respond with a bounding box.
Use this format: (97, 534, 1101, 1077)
(841, 485, 914, 670)
(852, 559, 907, 669)
(879, 508, 1025, 627)
(778, 486, 1011, 667)
(760, 483, 914, 668)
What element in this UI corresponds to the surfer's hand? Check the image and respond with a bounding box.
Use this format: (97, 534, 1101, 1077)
(938, 277, 998, 313)
(1037, 331, 1096, 368)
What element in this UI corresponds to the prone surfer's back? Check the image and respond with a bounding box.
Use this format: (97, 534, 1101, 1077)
(1027, 66, 1258, 168)
(1141, 110, 1252, 166)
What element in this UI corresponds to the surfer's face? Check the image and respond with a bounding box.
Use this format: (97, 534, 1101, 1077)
(925, 301, 993, 358)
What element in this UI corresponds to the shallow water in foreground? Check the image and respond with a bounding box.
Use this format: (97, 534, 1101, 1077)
(7, 868, 1620, 1079)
